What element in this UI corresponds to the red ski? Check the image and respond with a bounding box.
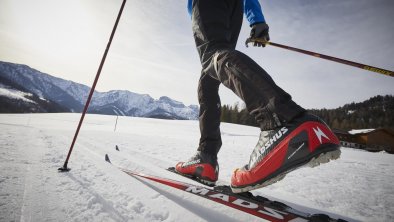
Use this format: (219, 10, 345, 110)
(120, 168, 344, 222)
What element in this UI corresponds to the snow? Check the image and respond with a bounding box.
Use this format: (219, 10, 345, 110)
(1, 113, 393, 222)
(0, 84, 36, 104)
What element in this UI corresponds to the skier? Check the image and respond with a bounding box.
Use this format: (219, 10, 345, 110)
(175, 0, 341, 193)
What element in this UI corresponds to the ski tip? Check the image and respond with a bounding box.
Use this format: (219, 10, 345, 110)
(105, 154, 111, 163)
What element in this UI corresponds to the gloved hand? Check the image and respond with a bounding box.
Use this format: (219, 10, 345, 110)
(249, 22, 270, 47)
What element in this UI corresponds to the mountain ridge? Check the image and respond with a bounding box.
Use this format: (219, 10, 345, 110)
(0, 61, 199, 120)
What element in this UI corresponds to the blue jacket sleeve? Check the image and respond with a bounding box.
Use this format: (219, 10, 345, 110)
(187, 0, 192, 17)
(187, 0, 266, 26)
(244, 0, 266, 26)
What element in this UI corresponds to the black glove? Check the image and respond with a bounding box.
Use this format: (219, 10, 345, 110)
(249, 22, 270, 47)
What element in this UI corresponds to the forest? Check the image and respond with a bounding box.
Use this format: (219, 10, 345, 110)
(220, 95, 394, 131)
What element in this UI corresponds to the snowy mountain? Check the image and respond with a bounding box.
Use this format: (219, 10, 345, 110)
(0, 61, 199, 119)
(0, 74, 69, 113)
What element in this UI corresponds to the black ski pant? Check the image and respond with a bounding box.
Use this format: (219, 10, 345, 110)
(192, 0, 305, 156)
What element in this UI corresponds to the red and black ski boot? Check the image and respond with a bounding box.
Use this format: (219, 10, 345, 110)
(175, 151, 219, 186)
(231, 113, 341, 193)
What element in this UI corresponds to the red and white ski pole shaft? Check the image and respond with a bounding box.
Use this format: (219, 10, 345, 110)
(59, 0, 127, 172)
(246, 38, 394, 78)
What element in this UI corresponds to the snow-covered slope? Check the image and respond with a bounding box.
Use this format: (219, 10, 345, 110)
(0, 78, 69, 113)
(1, 113, 393, 221)
(0, 61, 198, 119)
(0, 83, 36, 104)
(0, 61, 85, 112)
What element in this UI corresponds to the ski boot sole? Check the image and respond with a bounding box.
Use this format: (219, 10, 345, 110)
(167, 167, 216, 187)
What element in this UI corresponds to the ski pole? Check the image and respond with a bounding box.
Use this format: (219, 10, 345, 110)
(58, 0, 127, 172)
(245, 38, 394, 78)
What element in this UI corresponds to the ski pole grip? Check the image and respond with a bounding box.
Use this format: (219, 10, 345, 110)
(245, 38, 269, 47)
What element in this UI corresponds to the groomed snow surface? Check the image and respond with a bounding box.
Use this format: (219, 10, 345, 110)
(1, 114, 393, 222)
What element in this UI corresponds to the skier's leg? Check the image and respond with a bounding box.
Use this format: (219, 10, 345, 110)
(212, 51, 341, 192)
(193, 0, 305, 130)
(197, 71, 222, 156)
(174, 0, 238, 184)
(211, 49, 306, 129)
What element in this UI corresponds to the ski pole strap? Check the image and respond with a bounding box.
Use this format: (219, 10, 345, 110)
(245, 38, 394, 77)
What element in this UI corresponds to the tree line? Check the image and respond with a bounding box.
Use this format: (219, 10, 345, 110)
(220, 95, 394, 131)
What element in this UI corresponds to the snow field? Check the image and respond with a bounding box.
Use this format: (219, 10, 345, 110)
(0, 113, 393, 221)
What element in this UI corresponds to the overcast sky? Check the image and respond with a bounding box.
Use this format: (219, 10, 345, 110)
(1, 0, 393, 109)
